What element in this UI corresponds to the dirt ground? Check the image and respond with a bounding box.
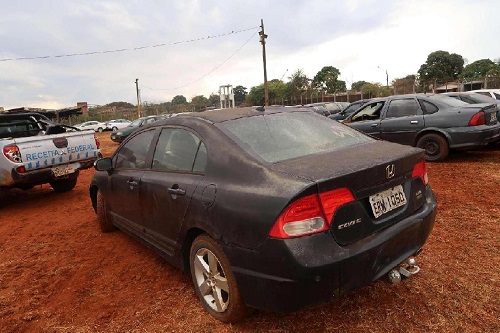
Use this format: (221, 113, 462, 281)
(0, 133, 498, 333)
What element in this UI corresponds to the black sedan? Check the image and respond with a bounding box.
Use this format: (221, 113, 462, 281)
(90, 107, 437, 322)
(110, 115, 160, 143)
(343, 94, 500, 161)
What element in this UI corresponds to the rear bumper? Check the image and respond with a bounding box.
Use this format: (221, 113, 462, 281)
(447, 124, 500, 149)
(224, 187, 437, 313)
(6, 158, 96, 188)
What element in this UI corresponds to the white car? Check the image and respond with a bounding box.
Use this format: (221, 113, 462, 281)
(105, 119, 131, 131)
(75, 121, 107, 132)
(470, 89, 500, 101)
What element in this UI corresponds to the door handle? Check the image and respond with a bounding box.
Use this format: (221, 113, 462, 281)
(127, 180, 139, 186)
(168, 187, 186, 196)
(410, 120, 419, 124)
(371, 123, 378, 127)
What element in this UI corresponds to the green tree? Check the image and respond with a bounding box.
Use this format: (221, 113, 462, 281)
(171, 95, 187, 105)
(288, 69, 310, 98)
(233, 85, 247, 106)
(351, 80, 369, 91)
(461, 59, 498, 81)
(361, 83, 391, 98)
(208, 93, 219, 108)
(191, 95, 209, 111)
(417, 50, 464, 88)
(312, 66, 346, 94)
(247, 80, 287, 106)
(392, 75, 416, 94)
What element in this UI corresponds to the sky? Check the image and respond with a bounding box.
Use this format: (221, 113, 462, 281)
(1, 0, 499, 110)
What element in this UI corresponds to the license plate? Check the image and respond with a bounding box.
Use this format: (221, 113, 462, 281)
(52, 164, 75, 177)
(369, 185, 407, 218)
(491, 112, 497, 123)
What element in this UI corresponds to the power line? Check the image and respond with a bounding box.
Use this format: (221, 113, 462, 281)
(142, 30, 258, 92)
(0, 26, 259, 62)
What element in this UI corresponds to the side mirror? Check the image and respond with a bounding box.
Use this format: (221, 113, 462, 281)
(94, 157, 113, 172)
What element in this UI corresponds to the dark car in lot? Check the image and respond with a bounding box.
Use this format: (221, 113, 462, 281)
(329, 99, 369, 121)
(90, 107, 437, 322)
(110, 115, 160, 143)
(343, 94, 500, 161)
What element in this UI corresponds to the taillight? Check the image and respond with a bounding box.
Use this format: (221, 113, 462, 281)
(412, 160, 429, 185)
(269, 188, 355, 239)
(16, 166, 25, 173)
(468, 111, 485, 126)
(3, 145, 23, 163)
(94, 134, 101, 149)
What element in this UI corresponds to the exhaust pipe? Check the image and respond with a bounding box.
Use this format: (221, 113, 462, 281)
(388, 257, 420, 284)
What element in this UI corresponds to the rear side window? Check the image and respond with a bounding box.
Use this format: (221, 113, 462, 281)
(220, 112, 372, 163)
(420, 100, 439, 114)
(152, 128, 206, 173)
(114, 130, 155, 169)
(386, 99, 420, 118)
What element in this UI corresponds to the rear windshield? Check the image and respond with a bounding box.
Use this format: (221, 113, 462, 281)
(428, 95, 468, 107)
(220, 111, 373, 163)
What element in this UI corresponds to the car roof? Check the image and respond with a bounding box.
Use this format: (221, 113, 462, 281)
(166, 106, 307, 124)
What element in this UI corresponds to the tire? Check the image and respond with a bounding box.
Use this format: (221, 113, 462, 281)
(190, 234, 252, 323)
(97, 127, 104, 133)
(96, 190, 116, 232)
(416, 133, 449, 162)
(50, 172, 79, 192)
(112, 126, 118, 131)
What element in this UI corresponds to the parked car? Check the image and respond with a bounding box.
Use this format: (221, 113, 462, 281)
(106, 119, 131, 131)
(469, 89, 500, 101)
(324, 102, 349, 114)
(329, 99, 369, 121)
(343, 94, 500, 161)
(302, 103, 330, 116)
(442, 92, 500, 107)
(90, 106, 437, 323)
(75, 121, 107, 132)
(110, 116, 160, 143)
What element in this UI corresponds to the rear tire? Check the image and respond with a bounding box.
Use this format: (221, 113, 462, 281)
(112, 126, 118, 131)
(416, 133, 449, 162)
(50, 172, 79, 192)
(190, 234, 252, 323)
(96, 190, 116, 232)
(97, 127, 104, 133)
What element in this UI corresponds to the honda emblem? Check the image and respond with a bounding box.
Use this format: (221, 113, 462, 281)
(386, 164, 395, 179)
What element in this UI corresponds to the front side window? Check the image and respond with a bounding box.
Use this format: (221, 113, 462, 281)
(351, 101, 385, 122)
(152, 128, 206, 172)
(385, 99, 420, 118)
(114, 130, 155, 169)
(220, 112, 372, 163)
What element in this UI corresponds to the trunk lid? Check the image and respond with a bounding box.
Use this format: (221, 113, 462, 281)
(270, 140, 427, 245)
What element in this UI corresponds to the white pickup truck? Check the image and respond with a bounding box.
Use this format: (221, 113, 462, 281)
(0, 112, 101, 203)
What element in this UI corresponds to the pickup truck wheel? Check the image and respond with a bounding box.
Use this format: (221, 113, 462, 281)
(97, 190, 116, 232)
(417, 133, 449, 162)
(50, 172, 79, 192)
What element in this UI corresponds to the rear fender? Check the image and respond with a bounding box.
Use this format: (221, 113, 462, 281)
(414, 128, 451, 146)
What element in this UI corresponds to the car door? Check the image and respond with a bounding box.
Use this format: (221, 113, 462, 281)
(345, 101, 385, 138)
(139, 127, 207, 255)
(106, 129, 157, 231)
(379, 97, 425, 146)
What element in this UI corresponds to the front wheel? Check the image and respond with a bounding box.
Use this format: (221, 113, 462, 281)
(190, 234, 252, 323)
(50, 172, 79, 192)
(416, 133, 449, 162)
(112, 126, 118, 131)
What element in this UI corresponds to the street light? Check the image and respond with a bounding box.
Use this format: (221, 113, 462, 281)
(378, 66, 389, 88)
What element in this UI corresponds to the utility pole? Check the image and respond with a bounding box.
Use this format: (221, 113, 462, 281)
(259, 19, 269, 106)
(135, 78, 141, 118)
